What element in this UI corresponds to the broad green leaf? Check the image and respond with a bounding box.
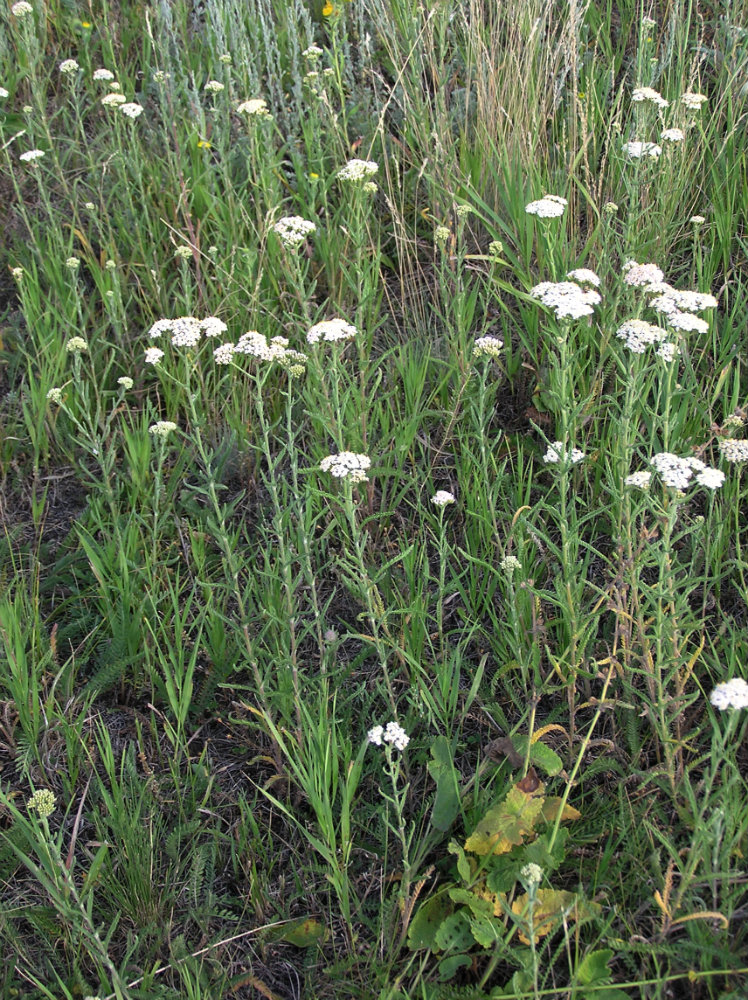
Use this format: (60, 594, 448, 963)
(435, 911, 474, 952)
(280, 918, 325, 947)
(437, 953, 472, 980)
(512, 890, 600, 944)
(523, 827, 569, 871)
(576, 948, 614, 985)
(428, 735, 460, 831)
(407, 892, 452, 951)
(470, 913, 501, 948)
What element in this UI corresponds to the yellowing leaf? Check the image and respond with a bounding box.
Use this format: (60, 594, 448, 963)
(464, 781, 545, 856)
(540, 797, 581, 824)
(511, 889, 600, 944)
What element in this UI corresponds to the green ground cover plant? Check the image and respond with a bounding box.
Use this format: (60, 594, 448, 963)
(1, 0, 747, 997)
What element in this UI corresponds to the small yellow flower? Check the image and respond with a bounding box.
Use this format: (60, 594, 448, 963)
(197, 140, 211, 149)
(309, 172, 319, 180)
(81, 21, 92, 28)
(322, 1, 334, 14)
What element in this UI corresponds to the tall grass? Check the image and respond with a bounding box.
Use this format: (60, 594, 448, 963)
(1, 0, 747, 997)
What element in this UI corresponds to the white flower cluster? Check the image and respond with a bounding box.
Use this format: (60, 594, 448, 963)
(47, 387, 63, 404)
(306, 318, 357, 344)
(0, 87, 8, 99)
(368, 721, 410, 751)
(19, 149, 45, 162)
(632, 86, 668, 108)
(623, 141, 662, 158)
(661, 128, 684, 142)
(530, 281, 601, 320)
(543, 441, 585, 465)
(11, 1, 33, 16)
(710, 678, 748, 711)
(473, 336, 504, 359)
(431, 490, 455, 507)
(624, 470, 652, 489)
(500, 555, 522, 573)
(650, 452, 725, 491)
(101, 92, 126, 107)
(144, 347, 164, 365)
(59, 59, 80, 74)
(525, 194, 567, 219)
(204, 80, 224, 93)
(272, 215, 316, 250)
(237, 98, 272, 119)
(235, 330, 287, 361)
(337, 158, 379, 182)
(616, 318, 670, 353)
(93, 68, 115, 81)
(567, 268, 601, 287)
(647, 287, 717, 335)
(148, 316, 227, 347)
(119, 102, 144, 119)
(622, 261, 664, 287)
(66, 336, 88, 353)
(682, 92, 708, 110)
(320, 451, 371, 483)
(149, 420, 177, 437)
(719, 438, 748, 463)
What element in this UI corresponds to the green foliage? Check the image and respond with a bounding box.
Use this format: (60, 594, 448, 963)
(2, 0, 748, 997)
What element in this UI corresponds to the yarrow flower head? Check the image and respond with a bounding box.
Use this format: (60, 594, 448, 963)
(117, 376, 134, 390)
(709, 678, 748, 711)
(616, 318, 669, 353)
(19, 149, 45, 162)
(520, 863, 543, 887)
(93, 68, 115, 81)
(303, 44, 324, 59)
(431, 490, 455, 507)
(567, 268, 601, 287)
(368, 721, 410, 751)
(320, 451, 371, 483)
(237, 98, 272, 120)
(65, 256, 80, 270)
(682, 92, 708, 111)
(234, 331, 289, 362)
(119, 102, 144, 119)
(59, 59, 80, 74)
(500, 555, 522, 573)
(632, 86, 668, 107)
(434, 225, 450, 245)
(525, 194, 567, 219)
(649, 452, 724, 491)
(201, 317, 228, 338)
(66, 336, 88, 353)
(661, 128, 684, 142)
(0, 87, 8, 99)
(27, 789, 56, 818)
(623, 140, 662, 159)
(144, 347, 164, 365)
(473, 336, 504, 358)
(625, 470, 652, 489)
(11, 2, 34, 17)
(272, 216, 316, 250)
(46, 387, 63, 404)
(337, 158, 379, 182)
(149, 420, 177, 437)
(719, 438, 748, 462)
(622, 260, 664, 287)
(543, 441, 585, 465)
(307, 318, 357, 344)
(530, 281, 601, 320)
(213, 342, 235, 365)
(204, 80, 224, 93)
(101, 92, 126, 107)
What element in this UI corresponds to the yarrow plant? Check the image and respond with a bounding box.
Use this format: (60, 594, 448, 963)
(430, 490, 455, 507)
(543, 441, 585, 465)
(149, 421, 177, 438)
(530, 281, 601, 320)
(320, 451, 371, 483)
(337, 159, 379, 183)
(368, 721, 410, 750)
(525, 194, 567, 219)
(272, 216, 317, 250)
(719, 439, 748, 462)
(237, 98, 272, 119)
(306, 318, 357, 344)
(632, 86, 669, 108)
(472, 336, 503, 358)
(27, 789, 56, 818)
(709, 679, 748, 711)
(648, 452, 725, 491)
(623, 141, 662, 159)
